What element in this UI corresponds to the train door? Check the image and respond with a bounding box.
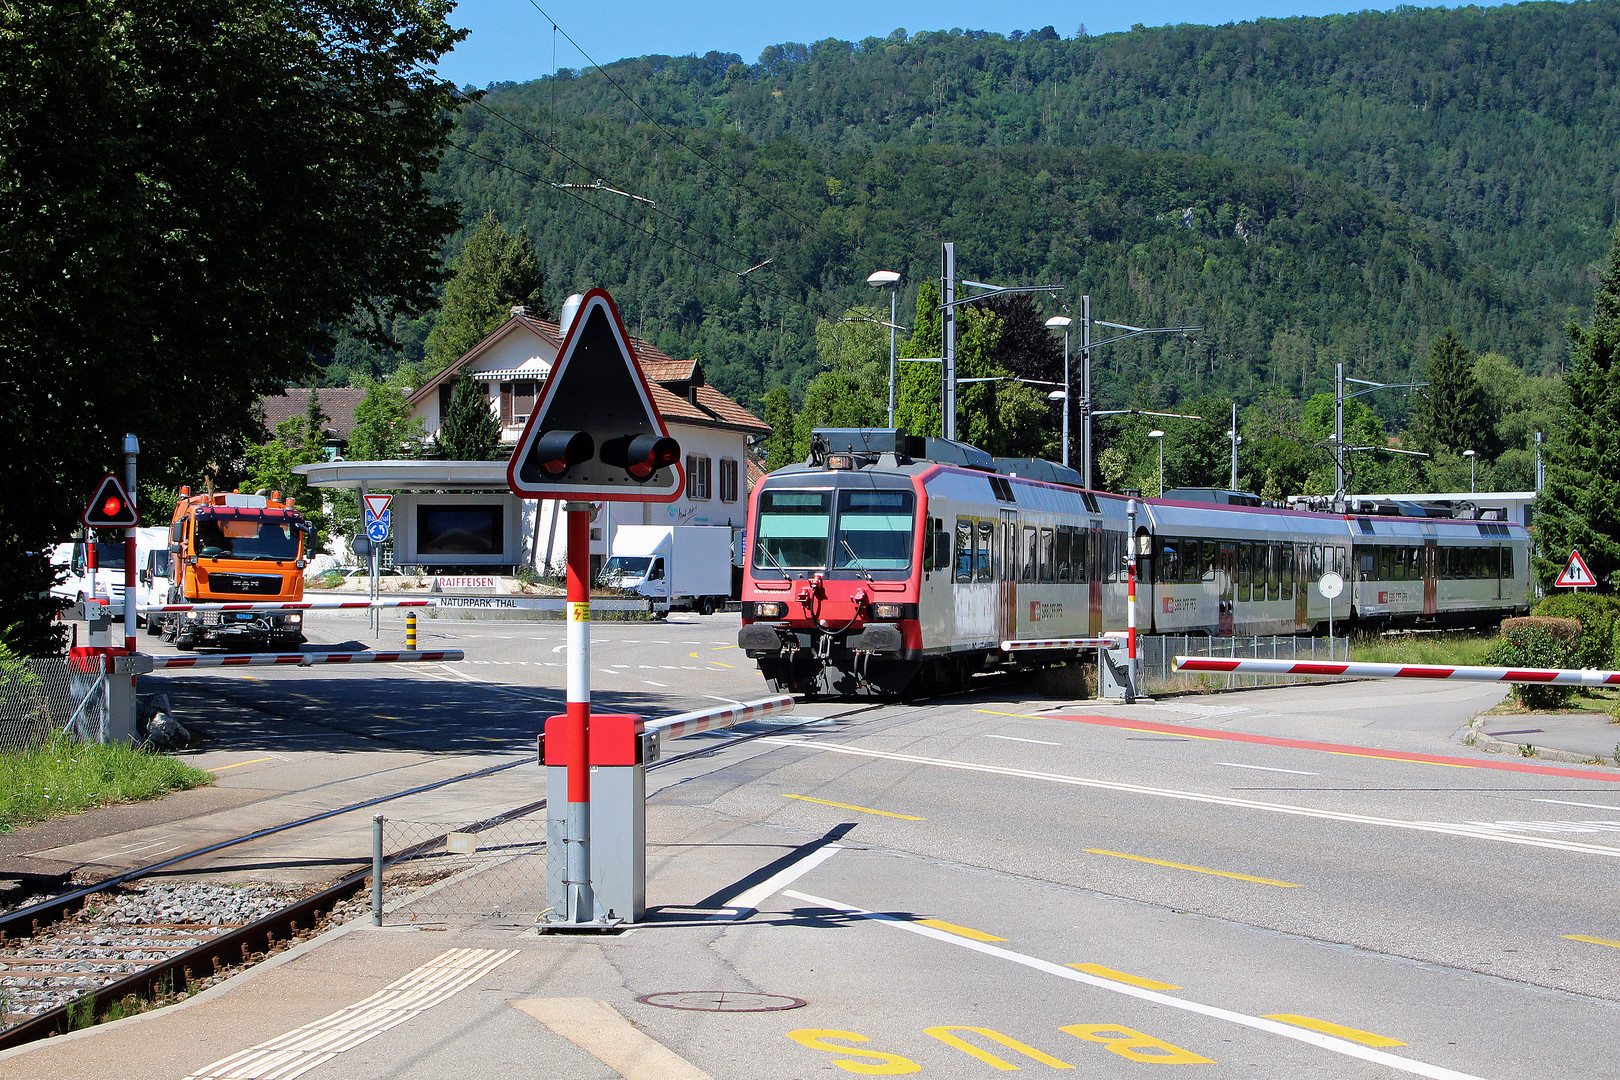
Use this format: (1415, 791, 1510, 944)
(1294, 543, 1309, 631)
(1088, 521, 1104, 636)
(1217, 543, 1235, 636)
(999, 509, 1018, 645)
(1423, 540, 1438, 616)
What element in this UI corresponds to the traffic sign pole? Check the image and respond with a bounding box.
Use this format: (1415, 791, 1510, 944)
(123, 435, 138, 653)
(564, 501, 595, 923)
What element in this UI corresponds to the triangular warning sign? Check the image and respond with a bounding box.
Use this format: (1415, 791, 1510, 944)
(507, 289, 684, 502)
(364, 494, 392, 520)
(81, 474, 138, 528)
(1555, 549, 1596, 588)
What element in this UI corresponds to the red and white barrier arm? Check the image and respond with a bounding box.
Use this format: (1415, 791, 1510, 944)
(148, 649, 463, 669)
(1001, 638, 1118, 652)
(140, 599, 437, 613)
(1174, 656, 1620, 687)
(647, 695, 795, 743)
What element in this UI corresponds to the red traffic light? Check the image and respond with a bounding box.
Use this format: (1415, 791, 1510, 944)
(82, 474, 138, 527)
(532, 430, 594, 477)
(601, 435, 680, 482)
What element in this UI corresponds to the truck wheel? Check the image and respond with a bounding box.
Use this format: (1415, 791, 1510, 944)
(175, 627, 197, 651)
(699, 597, 715, 616)
(145, 615, 160, 636)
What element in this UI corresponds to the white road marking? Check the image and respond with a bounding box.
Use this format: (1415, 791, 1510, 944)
(643, 680, 668, 688)
(984, 734, 1063, 746)
(184, 948, 518, 1080)
(1217, 762, 1319, 775)
(1534, 798, 1620, 811)
(783, 891, 1487, 1080)
(705, 695, 744, 706)
(760, 738, 1620, 860)
(708, 844, 843, 922)
(1465, 820, 1620, 834)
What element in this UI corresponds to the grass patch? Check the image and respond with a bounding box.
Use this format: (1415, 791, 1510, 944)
(0, 735, 212, 832)
(1349, 631, 1499, 667)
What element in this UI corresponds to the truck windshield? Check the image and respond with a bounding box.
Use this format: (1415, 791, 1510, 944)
(195, 517, 303, 561)
(833, 490, 914, 571)
(755, 490, 831, 570)
(601, 555, 651, 579)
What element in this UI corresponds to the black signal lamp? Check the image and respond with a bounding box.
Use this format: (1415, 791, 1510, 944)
(533, 430, 594, 477)
(601, 435, 681, 482)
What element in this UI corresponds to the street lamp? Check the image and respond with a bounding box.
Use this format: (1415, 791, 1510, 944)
(1149, 430, 1166, 496)
(1044, 315, 1072, 466)
(867, 270, 901, 427)
(1463, 449, 1476, 493)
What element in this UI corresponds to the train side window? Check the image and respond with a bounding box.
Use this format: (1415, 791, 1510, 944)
(1264, 544, 1278, 600)
(1022, 526, 1037, 582)
(1501, 547, 1512, 580)
(955, 517, 973, 583)
(1106, 532, 1121, 584)
(1160, 538, 1179, 585)
(1055, 527, 1072, 583)
(976, 520, 993, 583)
(1200, 541, 1216, 582)
(1237, 542, 1251, 601)
(1039, 528, 1055, 583)
(1076, 530, 1090, 584)
(1310, 544, 1323, 581)
(1281, 545, 1295, 600)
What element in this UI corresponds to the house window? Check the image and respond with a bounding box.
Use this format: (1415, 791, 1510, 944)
(688, 455, 712, 500)
(500, 381, 538, 427)
(719, 458, 739, 502)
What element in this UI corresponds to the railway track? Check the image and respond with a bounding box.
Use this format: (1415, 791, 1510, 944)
(0, 701, 885, 1049)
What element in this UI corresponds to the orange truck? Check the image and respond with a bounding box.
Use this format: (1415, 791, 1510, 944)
(156, 487, 312, 651)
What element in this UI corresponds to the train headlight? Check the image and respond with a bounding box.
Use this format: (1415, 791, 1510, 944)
(754, 602, 786, 618)
(870, 603, 904, 620)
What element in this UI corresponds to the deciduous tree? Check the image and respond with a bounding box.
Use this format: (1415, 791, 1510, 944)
(0, 0, 466, 653)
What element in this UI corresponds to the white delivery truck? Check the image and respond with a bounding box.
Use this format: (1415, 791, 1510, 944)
(599, 525, 734, 615)
(50, 528, 169, 625)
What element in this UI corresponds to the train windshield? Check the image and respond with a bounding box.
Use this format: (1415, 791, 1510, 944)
(756, 491, 832, 569)
(833, 490, 914, 572)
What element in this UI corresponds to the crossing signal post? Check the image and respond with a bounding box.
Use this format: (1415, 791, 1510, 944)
(75, 442, 144, 742)
(508, 289, 683, 927)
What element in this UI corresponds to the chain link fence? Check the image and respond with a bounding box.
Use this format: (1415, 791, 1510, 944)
(0, 658, 109, 752)
(376, 816, 547, 924)
(1136, 635, 1351, 696)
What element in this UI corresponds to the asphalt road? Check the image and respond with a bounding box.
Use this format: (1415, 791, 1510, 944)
(41, 616, 1618, 1079)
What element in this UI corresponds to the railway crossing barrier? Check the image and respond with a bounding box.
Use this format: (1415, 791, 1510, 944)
(1175, 656, 1620, 686)
(60, 597, 459, 743)
(1000, 636, 1138, 702)
(538, 695, 795, 927)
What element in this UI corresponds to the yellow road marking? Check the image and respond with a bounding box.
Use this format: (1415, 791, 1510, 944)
(711, 645, 737, 651)
(1263, 1014, 1405, 1047)
(915, 919, 1006, 942)
(1085, 849, 1301, 887)
(1121, 727, 1221, 741)
(1330, 751, 1472, 768)
(1564, 934, 1620, 948)
(690, 652, 700, 658)
(240, 675, 264, 683)
(974, 708, 1047, 719)
(781, 794, 924, 820)
(206, 756, 274, 773)
(1067, 963, 1180, 990)
(710, 661, 735, 669)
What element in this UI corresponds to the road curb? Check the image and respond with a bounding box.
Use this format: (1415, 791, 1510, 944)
(1465, 716, 1619, 768)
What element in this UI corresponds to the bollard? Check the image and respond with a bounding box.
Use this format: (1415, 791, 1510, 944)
(405, 610, 417, 650)
(372, 814, 384, 926)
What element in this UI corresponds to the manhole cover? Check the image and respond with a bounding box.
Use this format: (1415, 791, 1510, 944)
(636, 991, 806, 1012)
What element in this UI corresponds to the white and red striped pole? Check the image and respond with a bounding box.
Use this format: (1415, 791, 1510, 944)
(1175, 656, 1620, 686)
(563, 501, 595, 923)
(1001, 638, 1117, 652)
(123, 434, 138, 653)
(647, 695, 795, 745)
(1126, 499, 1139, 695)
(141, 598, 436, 613)
(148, 649, 463, 669)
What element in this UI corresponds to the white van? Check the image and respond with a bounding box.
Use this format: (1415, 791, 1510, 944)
(51, 529, 169, 624)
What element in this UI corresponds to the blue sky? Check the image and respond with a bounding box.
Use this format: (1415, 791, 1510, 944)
(437, 1, 1436, 88)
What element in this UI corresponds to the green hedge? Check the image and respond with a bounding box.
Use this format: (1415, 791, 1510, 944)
(1531, 594, 1620, 668)
(1487, 618, 1578, 709)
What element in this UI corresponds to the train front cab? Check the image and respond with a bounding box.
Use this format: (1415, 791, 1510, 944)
(737, 465, 928, 695)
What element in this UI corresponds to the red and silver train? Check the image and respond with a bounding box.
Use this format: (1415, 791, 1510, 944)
(737, 429, 1531, 696)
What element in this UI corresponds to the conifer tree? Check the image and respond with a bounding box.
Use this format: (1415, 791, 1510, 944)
(1410, 329, 1495, 457)
(437, 376, 501, 460)
(1535, 226, 1620, 591)
(425, 211, 546, 373)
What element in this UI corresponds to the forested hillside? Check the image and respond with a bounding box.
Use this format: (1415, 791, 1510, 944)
(323, 1, 1619, 489)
